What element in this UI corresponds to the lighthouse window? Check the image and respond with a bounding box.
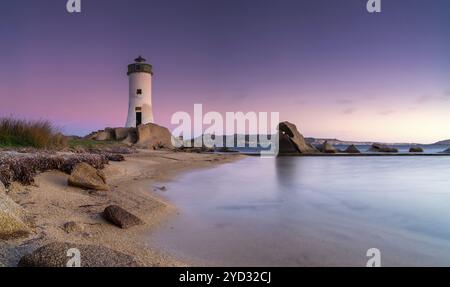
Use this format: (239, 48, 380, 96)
(137, 89, 142, 95)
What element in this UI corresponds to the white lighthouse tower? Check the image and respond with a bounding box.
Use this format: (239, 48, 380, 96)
(125, 56, 154, 127)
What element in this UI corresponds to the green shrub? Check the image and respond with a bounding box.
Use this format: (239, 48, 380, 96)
(0, 118, 67, 149)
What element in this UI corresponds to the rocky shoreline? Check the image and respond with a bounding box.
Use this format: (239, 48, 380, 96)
(0, 149, 243, 267)
(1, 121, 449, 267)
(278, 121, 450, 156)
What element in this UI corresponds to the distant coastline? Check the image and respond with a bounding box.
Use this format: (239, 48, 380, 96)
(190, 134, 450, 148)
(305, 138, 450, 147)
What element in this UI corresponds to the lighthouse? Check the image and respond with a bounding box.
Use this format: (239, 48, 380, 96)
(125, 56, 154, 127)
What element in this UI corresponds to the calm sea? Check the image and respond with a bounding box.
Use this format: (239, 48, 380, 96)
(151, 152, 450, 266)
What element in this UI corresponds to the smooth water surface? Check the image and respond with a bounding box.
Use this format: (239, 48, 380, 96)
(151, 156, 450, 266)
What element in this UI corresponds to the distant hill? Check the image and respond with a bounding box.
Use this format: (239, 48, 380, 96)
(185, 135, 450, 147)
(305, 138, 374, 146)
(434, 139, 450, 145)
(305, 138, 417, 146)
(187, 135, 420, 148)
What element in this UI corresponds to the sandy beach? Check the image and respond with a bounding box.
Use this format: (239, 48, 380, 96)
(0, 150, 243, 267)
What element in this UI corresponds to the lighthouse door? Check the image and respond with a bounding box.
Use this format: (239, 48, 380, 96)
(136, 112, 142, 126)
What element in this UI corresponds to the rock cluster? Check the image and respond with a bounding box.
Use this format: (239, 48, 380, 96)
(87, 123, 174, 150)
(368, 143, 398, 153)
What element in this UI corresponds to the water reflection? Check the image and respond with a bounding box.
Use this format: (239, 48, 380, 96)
(275, 157, 299, 188)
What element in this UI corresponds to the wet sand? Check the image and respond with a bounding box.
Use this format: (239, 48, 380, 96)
(0, 149, 243, 267)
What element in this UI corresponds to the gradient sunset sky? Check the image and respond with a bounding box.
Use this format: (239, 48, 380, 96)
(1, 0, 449, 143)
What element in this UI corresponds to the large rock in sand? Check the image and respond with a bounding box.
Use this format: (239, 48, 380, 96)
(0, 192, 30, 240)
(103, 205, 144, 229)
(344, 145, 361, 154)
(18, 242, 141, 267)
(136, 123, 174, 150)
(68, 163, 109, 191)
(278, 122, 318, 154)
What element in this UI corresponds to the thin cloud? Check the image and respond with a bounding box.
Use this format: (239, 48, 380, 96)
(293, 98, 310, 105)
(438, 90, 450, 101)
(378, 110, 395, 116)
(416, 94, 433, 103)
(342, 107, 356, 115)
(336, 99, 353, 105)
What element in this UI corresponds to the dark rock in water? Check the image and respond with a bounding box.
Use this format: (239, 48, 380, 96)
(409, 147, 424, 153)
(278, 122, 318, 154)
(344, 145, 361, 154)
(68, 163, 109, 191)
(103, 205, 144, 229)
(442, 147, 450, 153)
(154, 186, 167, 192)
(216, 147, 237, 153)
(322, 141, 337, 154)
(368, 143, 398, 153)
(18, 242, 141, 267)
(278, 133, 301, 153)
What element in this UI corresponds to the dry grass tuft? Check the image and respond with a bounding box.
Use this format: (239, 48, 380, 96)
(0, 118, 67, 149)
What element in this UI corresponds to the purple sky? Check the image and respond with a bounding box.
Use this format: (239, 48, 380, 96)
(1, 0, 449, 143)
